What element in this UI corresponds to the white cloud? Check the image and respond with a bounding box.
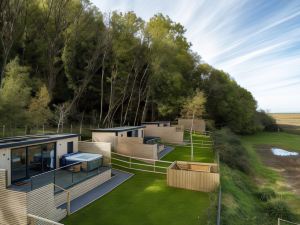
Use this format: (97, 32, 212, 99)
(91, 0, 300, 112)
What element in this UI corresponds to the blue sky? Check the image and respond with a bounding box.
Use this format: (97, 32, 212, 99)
(91, 0, 300, 112)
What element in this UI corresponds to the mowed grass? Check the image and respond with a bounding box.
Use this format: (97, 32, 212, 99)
(162, 133, 215, 163)
(241, 132, 300, 217)
(62, 170, 211, 225)
(62, 133, 215, 225)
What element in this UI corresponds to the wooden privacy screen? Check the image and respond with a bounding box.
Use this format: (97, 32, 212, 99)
(0, 169, 27, 225)
(167, 161, 220, 192)
(178, 119, 206, 133)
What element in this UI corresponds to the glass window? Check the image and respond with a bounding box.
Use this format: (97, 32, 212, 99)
(67, 142, 73, 154)
(11, 148, 27, 182)
(28, 145, 42, 177)
(11, 142, 57, 184)
(127, 131, 133, 137)
(42, 143, 56, 172)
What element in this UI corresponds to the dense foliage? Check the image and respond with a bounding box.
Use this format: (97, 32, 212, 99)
(0, 0, 275, 133)
(215, 131, 297, 225)
(213, 128, 251, 173)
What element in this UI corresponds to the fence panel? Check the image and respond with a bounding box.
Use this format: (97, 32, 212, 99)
(111, 152, 173, 174)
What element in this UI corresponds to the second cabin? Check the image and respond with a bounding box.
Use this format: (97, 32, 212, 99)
(91, 126, 166, 160)
(141, 121, 184, 144)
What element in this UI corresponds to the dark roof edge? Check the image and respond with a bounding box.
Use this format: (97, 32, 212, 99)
(0, 134, 79, 149)
(142, 121, 170, 124)
(91, 126, 146, 133)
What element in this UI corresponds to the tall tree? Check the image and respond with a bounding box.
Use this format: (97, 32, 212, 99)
(0, 57, 31, 125)
(27, 85, 52, 126)
(0, 0, 27, 83)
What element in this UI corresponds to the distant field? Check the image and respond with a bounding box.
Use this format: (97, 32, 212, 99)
(270, 113, 300, 134)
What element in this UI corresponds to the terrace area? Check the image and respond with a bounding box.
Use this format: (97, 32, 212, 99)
(9, 162, 111, 192)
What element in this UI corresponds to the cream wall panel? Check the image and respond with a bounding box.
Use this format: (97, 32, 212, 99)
(92, 133, 117, 150)
(116, 137, 158, 160)
(0, 148, 11, 185)
(178, 119, 206, 132)
(56, 137, 79, 167)
(144, 125, 184, 143)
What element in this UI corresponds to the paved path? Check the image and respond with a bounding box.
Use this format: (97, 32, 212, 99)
(59, 169, 134, 213)
(158, 146, 174, 159)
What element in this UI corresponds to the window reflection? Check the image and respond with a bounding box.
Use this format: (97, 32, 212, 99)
(11, 142, 56, 183)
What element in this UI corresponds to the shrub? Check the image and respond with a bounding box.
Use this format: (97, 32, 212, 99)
(256, 188, 276, 202)
(255, 110, 279, 132)
(265, 200, 294, 220)
(213, 128, 251, 174)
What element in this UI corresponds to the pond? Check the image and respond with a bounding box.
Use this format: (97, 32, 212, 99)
(271, 148, 299, 156)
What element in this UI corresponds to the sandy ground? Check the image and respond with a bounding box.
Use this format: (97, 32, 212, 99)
(256, 145, 300, 195)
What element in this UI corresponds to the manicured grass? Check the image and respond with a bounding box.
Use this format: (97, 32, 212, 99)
(162, 133, 215, 163)
(62, 169, 212, 225)
(62, 132, 215, 225)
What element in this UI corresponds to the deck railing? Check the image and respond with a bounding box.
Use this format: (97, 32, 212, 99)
(54, 184, 71, 216)
(30, 162, 109, 192)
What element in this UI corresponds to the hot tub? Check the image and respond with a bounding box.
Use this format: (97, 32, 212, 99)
(65, 153, 103, 172)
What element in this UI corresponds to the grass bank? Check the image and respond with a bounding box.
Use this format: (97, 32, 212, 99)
(219, 131, 300, 225)
(241, 132, 300, 217)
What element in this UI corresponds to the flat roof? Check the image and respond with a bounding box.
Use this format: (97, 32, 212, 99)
(0, 133, 79, 149)
(91, 126, 145, 133)
(142, 121, 170, 125)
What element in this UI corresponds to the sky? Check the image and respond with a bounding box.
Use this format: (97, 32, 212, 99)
(91, 0, 300, 113)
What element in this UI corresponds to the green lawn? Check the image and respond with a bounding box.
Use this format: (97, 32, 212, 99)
(242, 131, 300, 152)
(162, 133, 215, 163)
(62, 169, 212, 225)
(62, 133, 216, 225)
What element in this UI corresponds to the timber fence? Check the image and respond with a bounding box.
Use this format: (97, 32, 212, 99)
(111, 152, 173, 174)
(278, 219, 300, 225)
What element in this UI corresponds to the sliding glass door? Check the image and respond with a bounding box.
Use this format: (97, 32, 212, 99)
(11, 142, 56, 183)
(11, 148, 27, 183)
(28, 145, 43, 177)
(42, 143, 56, 172)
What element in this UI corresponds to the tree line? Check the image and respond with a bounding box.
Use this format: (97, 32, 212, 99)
(0, 0, 276, 134)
